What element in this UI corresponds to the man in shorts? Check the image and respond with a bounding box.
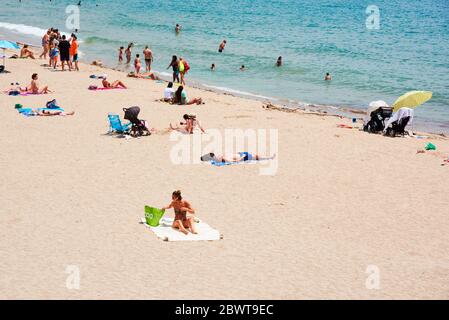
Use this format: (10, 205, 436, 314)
(143, 46, 153, 72)
(70, 35, 79, 71)
(58, 35, 71, 71)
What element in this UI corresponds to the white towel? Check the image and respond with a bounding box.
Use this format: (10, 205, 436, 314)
(141, 217, 222, 242)
(385, 107, 414, 130)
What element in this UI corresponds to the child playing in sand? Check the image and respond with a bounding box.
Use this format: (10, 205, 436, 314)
(161, 190, 197, 235)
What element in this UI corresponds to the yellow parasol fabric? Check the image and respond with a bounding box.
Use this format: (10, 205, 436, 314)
(392, 91, 432, 112)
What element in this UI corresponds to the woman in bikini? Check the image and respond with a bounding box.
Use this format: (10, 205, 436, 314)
(102, 77, 127, 89)
(161, 190, 197, 235)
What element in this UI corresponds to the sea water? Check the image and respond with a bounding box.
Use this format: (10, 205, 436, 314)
(1, 0, 448, 133)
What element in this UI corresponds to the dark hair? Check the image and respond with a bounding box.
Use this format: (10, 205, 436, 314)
(326, 72, 330, 75)
(136, 54, 140, 58)
(172, 190, 182, 200)
(171, 55, 177, 62)
(278, 56, 282, 60)
(167, 82, 173, 88)
(32, 73, 38, 80)
(120, 46, 124, 49)
(175, 86, 184, 103)
(62, 35, 66, 40)
(200, 153, 215, 161)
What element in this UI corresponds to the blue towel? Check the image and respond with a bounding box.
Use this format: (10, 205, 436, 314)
(210, 160, 256, 166)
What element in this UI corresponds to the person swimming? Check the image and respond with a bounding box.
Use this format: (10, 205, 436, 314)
(324, 72, 332, 81)
(218, 40, 227, 53)
(276, 56, 282, 67)
(240, 65, 246, 71)
(210, 63, 216, 71)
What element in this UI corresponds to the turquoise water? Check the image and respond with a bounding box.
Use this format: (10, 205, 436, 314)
(1, 0, 448, 132)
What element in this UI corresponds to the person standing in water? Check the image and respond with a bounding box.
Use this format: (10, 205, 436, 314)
(324, 72, 332, 80)
(143, 46, 153, 72)
(167, 55, 180, 83)
(218, 40, 227, 52)
(276, 56, 282, 67)
(175, 24, 182, 33)
(134, 54, 141, 74)
(125, 43, 133, 64)
(118, 46, 124, 63)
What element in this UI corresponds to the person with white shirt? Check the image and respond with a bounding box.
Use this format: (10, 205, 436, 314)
(163, 82, 175, 102)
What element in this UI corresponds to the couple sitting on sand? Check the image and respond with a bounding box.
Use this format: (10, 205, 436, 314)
(161, 190, 197, 235)
(170, 113, 205, 134)
(163, 82, 203, 105)
(5, 73, 51, 95)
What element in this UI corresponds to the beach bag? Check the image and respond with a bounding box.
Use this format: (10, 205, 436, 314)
(9, 90, 20, 96)
(46, 99, 59, 109)
(144, 206, 165, 227)
(88, 85, 98, 90)
(184, 60, 190, 73)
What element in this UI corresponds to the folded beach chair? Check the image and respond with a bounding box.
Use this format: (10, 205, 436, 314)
(108, 113, 131, 134)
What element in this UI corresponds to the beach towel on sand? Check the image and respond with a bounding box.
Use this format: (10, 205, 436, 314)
(210, 160, 256, 166)
(140, 217, 222, 242)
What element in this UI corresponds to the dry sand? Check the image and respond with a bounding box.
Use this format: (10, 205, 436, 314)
(1, 52, 449, 299)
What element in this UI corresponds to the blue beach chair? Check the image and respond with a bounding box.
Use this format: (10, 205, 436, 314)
(108, 113, 131, 134)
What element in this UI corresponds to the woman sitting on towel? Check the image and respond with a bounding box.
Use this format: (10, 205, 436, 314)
(201, 152, 276, 163)
(161, 190, 197, 235)
(102, 77, 127, 89)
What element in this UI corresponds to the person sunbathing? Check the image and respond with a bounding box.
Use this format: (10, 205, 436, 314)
(20, 45, 36, 59)
(127, 71, 160, 80)
(22, 108, 75, 116)
(161, 190, 197, 235)
(102, 78, 127, 89)
(201, 152, 276, 163)
(23, 73, 51, 94)
(170, 114, 205, 134)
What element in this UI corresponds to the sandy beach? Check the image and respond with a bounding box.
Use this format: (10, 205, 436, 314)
(1, 49, 449, 299)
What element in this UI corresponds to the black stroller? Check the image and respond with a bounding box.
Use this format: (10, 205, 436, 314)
(385, 116, 411, 137)
(363, 107, 393, 133)
(123, 106, 151, 137)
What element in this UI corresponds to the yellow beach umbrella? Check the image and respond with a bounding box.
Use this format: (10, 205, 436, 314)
(392, 91, 432, 112)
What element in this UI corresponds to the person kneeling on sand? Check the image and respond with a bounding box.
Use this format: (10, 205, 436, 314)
(170, 114, 205, 134)
(171, 86, 203, 105)
(161, 190, 197, 235)
(102, 77, 127, 89)
(201, 152, 276, 163)
(20, 44, 36, 59)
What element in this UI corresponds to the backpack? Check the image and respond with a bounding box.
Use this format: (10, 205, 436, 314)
(46, 99, 58, 109)
(184, 60, 190, 73)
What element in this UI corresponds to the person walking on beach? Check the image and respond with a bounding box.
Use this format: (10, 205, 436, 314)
(118, 46, 124, 63)
(125, 43, 133, 64)
(143, 46, 153, 72)
(39, 30, 50, 59)
(58, 35, 71, 71)
(161, 190, 197, 235)
(218, 40, 227, 53)
(167, 55, 180, 83)
(69, 34, 79, 71)
(179, 57, 189, 85)
(134, 54, 141, 74)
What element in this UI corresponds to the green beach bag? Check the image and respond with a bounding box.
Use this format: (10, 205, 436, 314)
(144, 206, 165, 227)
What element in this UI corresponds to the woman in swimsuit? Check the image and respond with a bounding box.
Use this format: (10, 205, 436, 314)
(102, 77, 127, 89)
(201, 152, 276, 163)
(167, 55, 180, 83)
(161, 190, 197, 235)
(134, 54, 141, 74)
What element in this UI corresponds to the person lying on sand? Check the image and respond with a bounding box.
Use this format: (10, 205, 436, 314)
(20, 45, 36, 59)
(201, 152, 276, 163)
(161, 190, 197, 235)
(23, 109, 75, 116)
(171, 86, 203, 105)
(170, 114, 205, 134)
(102, 77, 127, 89)
(127, 71, 160, 80)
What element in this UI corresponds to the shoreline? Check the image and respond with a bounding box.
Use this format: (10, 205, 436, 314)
(2, 28, 448, 135)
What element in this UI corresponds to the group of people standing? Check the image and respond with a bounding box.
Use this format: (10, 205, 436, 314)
(40, 28, 79, 71)
(118, 43, 153, 74)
